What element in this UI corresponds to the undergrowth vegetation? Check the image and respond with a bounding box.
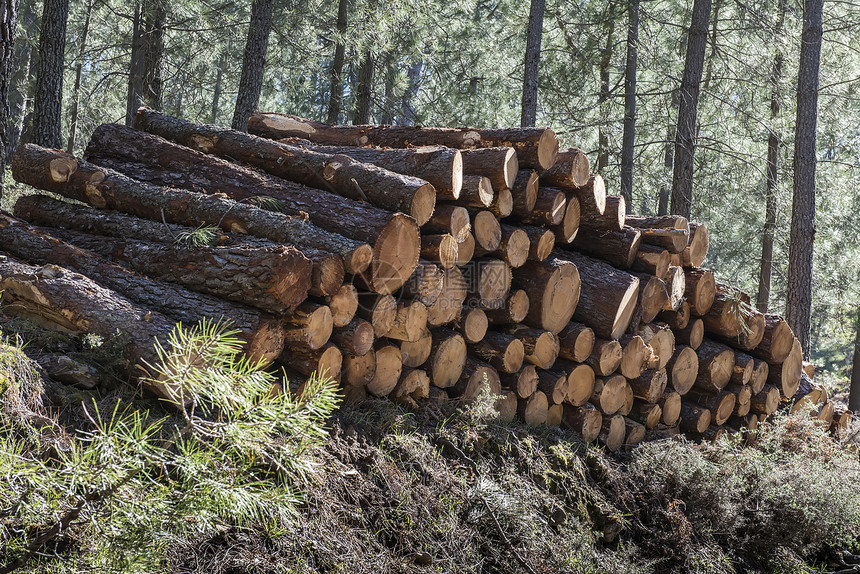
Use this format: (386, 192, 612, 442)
(0, 330, 857, 573)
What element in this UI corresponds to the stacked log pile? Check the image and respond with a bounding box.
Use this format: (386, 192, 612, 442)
(3, 107, 845, 447)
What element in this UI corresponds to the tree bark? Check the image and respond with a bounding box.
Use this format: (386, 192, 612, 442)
(784, 0, 823, 358)
(756, 0, 786, 313)
(232, 0, 274, 131)
(326, 0, 348, 124)
(849, 309, 860, 412)
(125, 0, 144, 126)
(620, 0, 639, 206)
(31, 0, 69, 148)
(520, 0, 544, 127)
(352, 49, 375, 124)
(66, 0, 92, 152)
(0, 214, 287, 365)
(669, 0, 712, 218)
(141, 0, 166, 110)
(596, 1, 616, 174)
(0, 0, 19, 187)
(211, 49, 226, 124)
(12, 144, 374, 276)
(247, 112, 559, 170)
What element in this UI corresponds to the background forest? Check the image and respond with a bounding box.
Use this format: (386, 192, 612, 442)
(4, 0, 860, 377)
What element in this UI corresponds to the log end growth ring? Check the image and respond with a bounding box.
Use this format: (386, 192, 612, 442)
(370, 213, 420, 295)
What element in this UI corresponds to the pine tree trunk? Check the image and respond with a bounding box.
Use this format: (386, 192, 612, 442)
(125, 0, 144, 126)
(849, 309, 860, 412)
(669, 0, 712, 219)
(232, 0, 274, 131)
(399, 61, 421, 125)
(596, 2, 616, 174)
(5, 0, 34, 164)
(520, 0, 544, 127)
(657, 92, 677, 216)
(31, 0, 69, 148)
(326, 0, 348, 124)
(784, 0, 822, 358)
(756, 0, 785, 314)
(141, 0, 166, 110)
(352, 49, 375, 124)
(66, 0, 93, 153)
(620, 0, 638, 206)
(210, 50, 226, 123)
(0, 0, 19, 189)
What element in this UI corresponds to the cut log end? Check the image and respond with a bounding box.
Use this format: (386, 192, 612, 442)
(409, 184, 438, 226)
(537, 128, 560, 170)
(326, 284, 359, 327)
(370, 213, 420, 294)
(344, 244, 374, 276)
(611, 279, 640, 340)
(473, 210, 502, 252)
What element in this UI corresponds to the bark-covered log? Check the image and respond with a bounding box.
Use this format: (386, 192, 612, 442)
(767, 337, 803, 397)
(520, 187, 566, 227)
(275, 139, 463, 201)
(636, 323, 675, 370)
(342, 348, 376, 387)
(551, 193, 580, 244)
(400, 261, 444, 307)
(488, 187, 515, 219)
(687, 389, 736, 425)
(568, 173, 606, 217)
(282, 301, 333, 351)
(483, 289, 530, 325)
(510, 169, 539, 218)
(464, 258, 512, 310)
(460, 146, 517, 191)
(502, 324, 559, 369)
(632, 244, 670, 279)
(663, 265, 686, 311)
(12, 144, 374, 277)
(590, 374, 628, 415)
(0, 255, 179, 397)
(539, 148, 590, 188)
(673, 317, 704, 350)
(586, 338, 623, 376)
(659, 301, 691, 330)
(751, 359, 769, 394)
(563, 403, 602, 442)
(569, 226, 641, 269)
(15, 193, 344, 298)
(537, 368, 568, 404)
(623, 418, 647, 446)
(630, 272, 669, 324)
(449, 356, 501, 400)
(330, 318, 374, 356)
(750, 384, 780, 415)
(558, 322, 595, 363)
(392, 367, 431, 405)
(683, 222, 709, 267)
(512, 253, 580, 335)
(684, 267, 716, 316)
(679, 401, 711, 433)
(658, 391, 682, 425)
(635, 224, 689, 253)
(500, 365, 539, 399)
(627, 369, 668, 404)
(423, 205, 471, 243)
(247, 112, 560, 170)
(495, 390, 519, 422)
(468, 330, 525, 373)
(474, 224, 530, 268)
(751, 314, 795, 364)
(122, 113, 436, 225)
(45, 227, 311, 314)
(456, 175, 494, 207)
(557, 360, 595, 406)
(579, 194, 625, 233)
(730, 351, 754, 386)
(0, 215, 286, 366)
(555, 250, 639, 339)
(629, 401, 663, 429)
(279, 342, 342, 384)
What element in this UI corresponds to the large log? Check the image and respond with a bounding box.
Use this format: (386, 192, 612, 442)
(555, 250, 639, 340)
(247, 112, 560, 170)
(559, 360, 596, 406)
(12, 145, 375, 277)
(45, 227, 311, 314)
(632, 244, 670, 280)
(511, 253, 580, 335)
(569, 226, 641, 269)
(0, 256, 178, 398)
(695, 339, 735, 392)
(275, 139, 463, 201)
(751, 314, 795, 364)
(0, 215, 286, 365)
(426, 327, 468, 388)
(120, 114, 435, 225)
(460, 147, 517, 191)
(14, 194, 344, 298)
(539, 148, 590, 188)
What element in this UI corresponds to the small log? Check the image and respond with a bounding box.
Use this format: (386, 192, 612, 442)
(424, 204, 471, 243)
(282, 301, 333, 351)
(366, 340, 403, 397)
(449, 356, 501, 400)
(632, 244, 670, 280)
(628, 369, 668, 403)
(452, 175, 493, 207)
(586, 339, 623, 377)
(679, 402, 711, 433)
(356, 293, 397, 338)
(561, 361, 596, 406)
(629, 272, 669, 324)
(495, 390, 519, 422)
(579, 194, 625, 233)
(464, 258, 512, 310)
(518, 391, 549, 425)
(683, 222, 709, 267)
(460, 146, 517, 191)
(468, 331, 525, 373)
(599, 414, 626, 451)
(521, 225, 555, 262)
(384, 299, 428, 342)
(502, 324, 559, 369)
(456, 307, 488, 344)
(342, 349, 376, 387)
(619, 382, 635, 416)
(400, 328, 433, 368)
(623, 418, 646, 446)
(731, 352, 754, 386)
(695, 339, 735, 392)
(540, 148, 590, 188)
(767, 338, 803, 397)
(426, 266, 468, 326)
(629, 401, 663, 429)
(425, 327, 467, 389)
(510, 170, 539, 218)
(662, 266, 686, 311)
(636, 323, 675, 370)
(570, 226, 641, 269)
(684, 267, 716, 316)
(751, 314, 795, 364)
(619, 335, 649, 379)
(420, 234, 459, 269)
(483, 289, 530, 325)
(658, 391, 682, 425)
(750, 385, 780, 416)
(659, 300, 691, 330)
(500, 365, 539, 399)
(537, 369, 569, 404)
(686, 389, 736, 425)
(665, 345, 699, 395)
(322, 284, 358, 328)
(551, 193, 580, 244)
(562, 403, 602, 442)
(401, 261, 444, 307)
(636, 227, 689, 253)
(590, 375, 628, 415)
(556, 250, 639, 339)
(701, 291, 755, 339)
(520, 187, 566, 227)
(330, 318, 374, 356)
(512, 254, 580, 335)
(456, 233, 476, 265)
(279, 342, 342, 384)
(545, 404, 564, 427)
(750, 359, 769, 394)
(558, 322, 595, 363)
(474, 224, 530, 268)
(570, 174, 606, 217)
(392, 367, 431, 404)
(468, 209, 502, 252)
(674, 317, 704, 350)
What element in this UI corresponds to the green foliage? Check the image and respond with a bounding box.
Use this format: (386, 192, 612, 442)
(0, 319, 340, 572)
(174, 225, 219, 248)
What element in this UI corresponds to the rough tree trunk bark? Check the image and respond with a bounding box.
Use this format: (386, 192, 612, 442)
(141, 0, 166, 110)
(125, 0, 144, 126)
(784, 0, 823, 358)
(596, 1, 616, 174)
(620, 0, 638, 206)
(352, 49, 375, 124)
(0, 0, 19, 190)
(520, 0, 544, 127)
(670, 0, 712, 219)
(31, 0, 69, 148)
(326, 0, 348, 124)
(232, 0, 274, 131)
(67, 0, 93, 153)
(849, 308, 860, 412)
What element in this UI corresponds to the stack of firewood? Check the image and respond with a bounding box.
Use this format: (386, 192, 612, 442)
(3, 107, 846, 447)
